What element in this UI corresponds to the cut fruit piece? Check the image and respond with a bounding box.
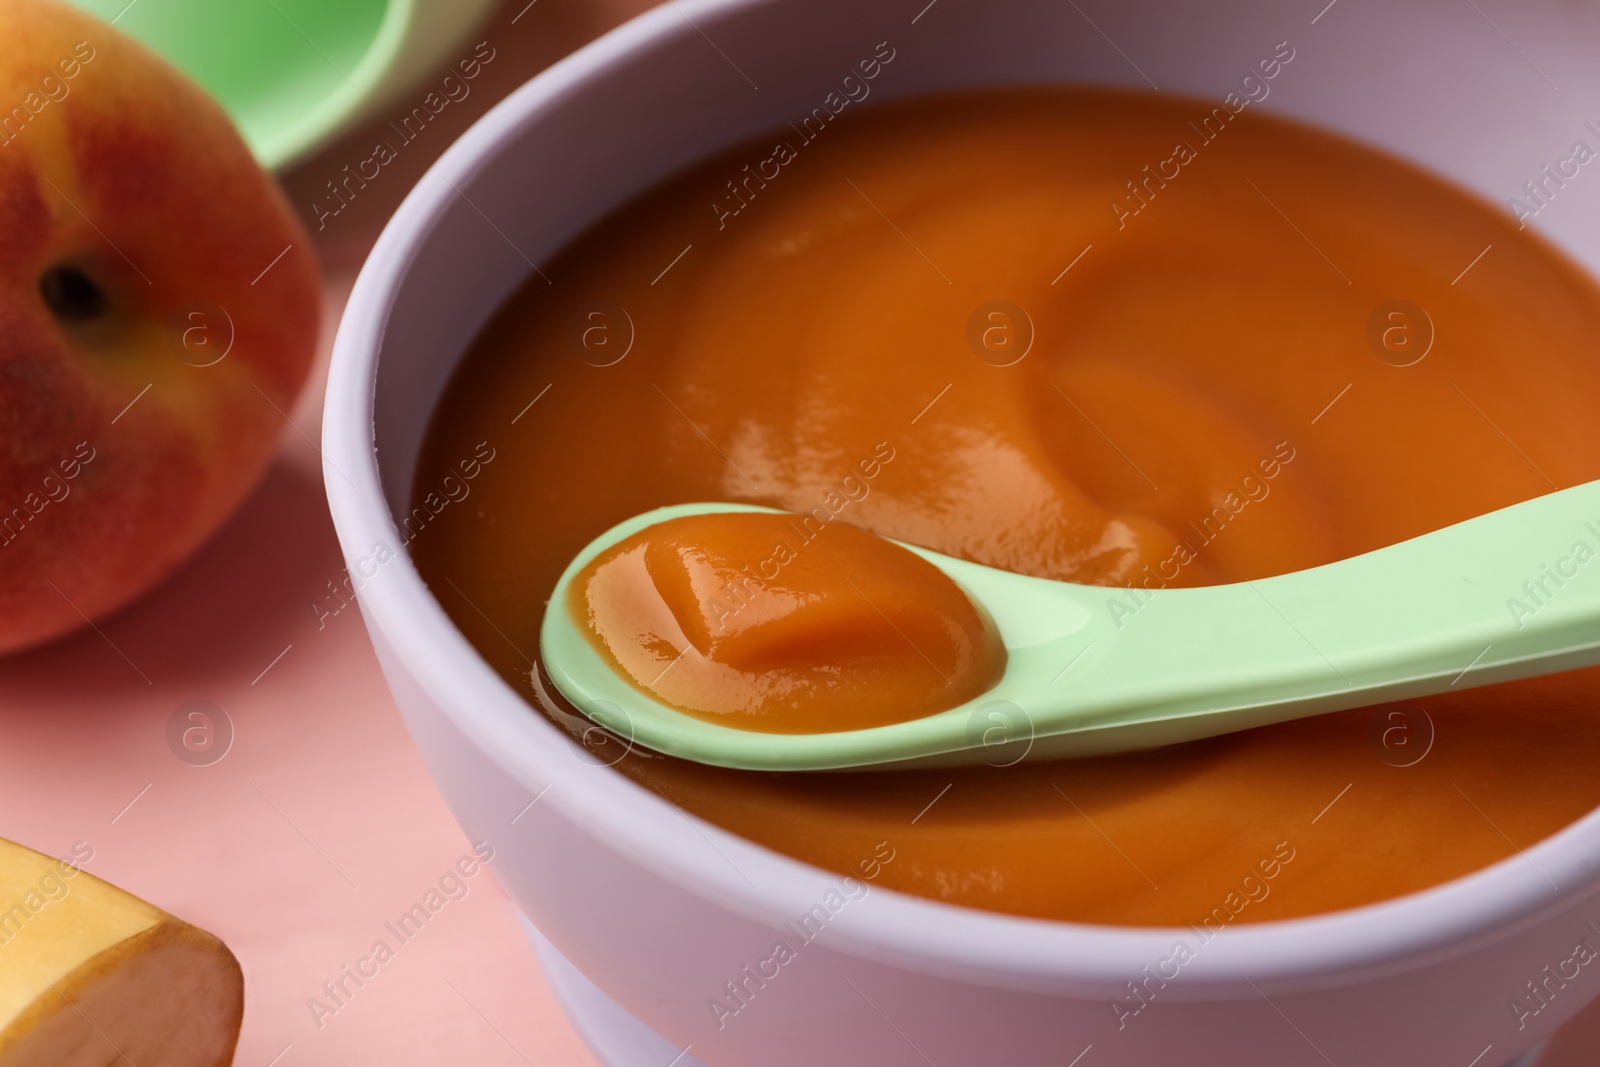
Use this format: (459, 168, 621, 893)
(0, 837, 242, 1067)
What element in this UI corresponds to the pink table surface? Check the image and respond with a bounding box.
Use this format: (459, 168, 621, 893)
(3, 1, 1600, 1064)
(0, 397, 601, 1067)
(0, 3, 652, 1063)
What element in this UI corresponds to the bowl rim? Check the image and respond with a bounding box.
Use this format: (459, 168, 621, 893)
(322, 0, 1600, 994)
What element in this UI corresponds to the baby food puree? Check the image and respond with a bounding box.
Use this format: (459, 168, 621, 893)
(570, 511, 1006, 732)
(412, 88, 1600, 925)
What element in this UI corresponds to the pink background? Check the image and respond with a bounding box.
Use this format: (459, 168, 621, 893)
(2, 1, 1599, 1063)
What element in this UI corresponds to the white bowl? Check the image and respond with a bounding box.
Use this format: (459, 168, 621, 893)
(323, 1, 1600, 1063)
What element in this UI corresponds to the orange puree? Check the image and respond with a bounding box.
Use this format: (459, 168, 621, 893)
(411, 88, 1600, 926)
(572, 512, 1005, 732)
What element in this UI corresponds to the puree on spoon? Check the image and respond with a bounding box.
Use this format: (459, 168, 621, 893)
(570, 511, 1006, 732)
(411, 88, 1600, 926)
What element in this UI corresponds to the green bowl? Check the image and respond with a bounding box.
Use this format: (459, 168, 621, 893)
(64, 0, 498, 169)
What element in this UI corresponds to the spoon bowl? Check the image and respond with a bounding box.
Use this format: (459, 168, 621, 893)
(543, 487, 1600, 771)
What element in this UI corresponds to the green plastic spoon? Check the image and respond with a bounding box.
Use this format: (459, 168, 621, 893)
(64, 0, 496, 169)
(540, 490, 1600, 771)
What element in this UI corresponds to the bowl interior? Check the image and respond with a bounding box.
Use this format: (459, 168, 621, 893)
(364, 0, 1600, 519)
(331, 0, 1600, 989)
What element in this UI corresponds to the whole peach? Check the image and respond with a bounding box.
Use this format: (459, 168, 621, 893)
(0, 0, 319, 653)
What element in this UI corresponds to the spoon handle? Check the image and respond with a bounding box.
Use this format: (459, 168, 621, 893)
(1014, 479, 1600, 758)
